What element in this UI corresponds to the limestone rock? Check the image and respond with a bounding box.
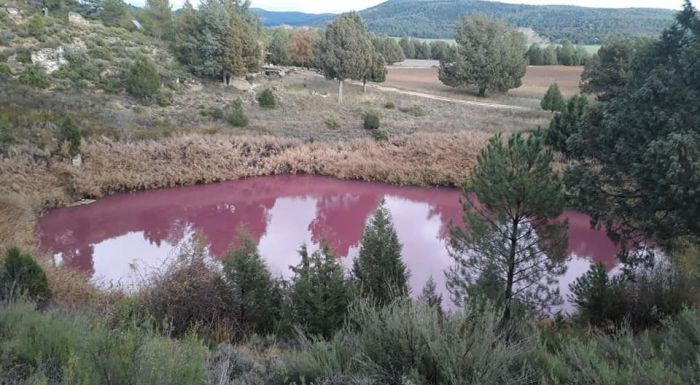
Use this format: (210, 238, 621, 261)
(31, 47, 67, 74)
(230, 78, 253, 91)
(4, 7, 22, 23)
(68, 12, 90, 27)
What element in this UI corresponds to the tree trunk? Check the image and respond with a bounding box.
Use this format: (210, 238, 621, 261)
(478, 86, 487, 97)
(363, 79, 367, 93)
(338, 79, 344, 104)
(503, 216, 520, 321)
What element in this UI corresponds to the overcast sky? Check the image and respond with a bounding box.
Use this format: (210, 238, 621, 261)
(126, 0, 684, 13)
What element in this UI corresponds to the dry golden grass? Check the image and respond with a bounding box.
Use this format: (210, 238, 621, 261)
(0, 131, 491, 305)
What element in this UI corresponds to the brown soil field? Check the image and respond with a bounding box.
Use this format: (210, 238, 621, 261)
(385, 64, 583, 100)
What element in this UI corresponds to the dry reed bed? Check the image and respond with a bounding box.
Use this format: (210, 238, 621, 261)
(0, 131, 490, 306)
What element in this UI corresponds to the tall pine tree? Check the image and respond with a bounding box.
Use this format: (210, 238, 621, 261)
(446, 133, 567, 319)
(352, 201, 410, 305)
(290, 245, 355, 338)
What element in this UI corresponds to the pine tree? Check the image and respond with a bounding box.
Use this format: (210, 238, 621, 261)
(545, 94, 588, 155)
(418, 276, 443, 314)
(541, 83, 565, 112)
(1, 247, 52, 306)
(290, 245, 354, 338)
(222, 237, 282, 336)
(399, 36, 415, 58)
(446, 133, 567, 319)
(439, 15, 527, 97)
(267, 27, 290, 65)
(569, 263, 628, 327)
(318, 12, 375, 104)
(352, 201, 410, 305)
(144, 0, 174, 41)
(362, 50, 386, 93)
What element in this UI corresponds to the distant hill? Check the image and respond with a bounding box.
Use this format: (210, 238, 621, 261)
(250, 8, 335, 27)
(255, 0, 677, 45)
(357, 0, 676, 44)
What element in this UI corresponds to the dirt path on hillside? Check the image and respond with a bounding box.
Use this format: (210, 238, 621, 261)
(303, 69, 530, 111)
(357, 81, 530, 111)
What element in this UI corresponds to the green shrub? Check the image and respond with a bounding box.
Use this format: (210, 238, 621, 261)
(363, 110, 381, 130)
(383, 101, 395, 109)
(157, 92, 172, 107)
(26, 15, 45, 38)
(0, 247, 52, 306)
(344, 298, 534, 385)
(125, 56, 161, 100)
(18, 66, 51, 89)
(226, 99, 249, 127)
(569, 261, 692, 330)
(257, 88, 277, 108)
(283, 334, 360, 384)
(371, 128, 389, 141)
(399, 105, 427, 117)
(0, 302, 209, 385)
(59, 117, 82, 157)
(536, 310, 700, 385)
(0, 63, 9, 75)
(324, 116, 340, 129)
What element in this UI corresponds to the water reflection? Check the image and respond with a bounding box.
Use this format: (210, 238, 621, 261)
(39, 175, 620, 305)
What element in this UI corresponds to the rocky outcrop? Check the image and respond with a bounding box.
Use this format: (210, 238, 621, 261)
(31, 47, 67, 74)
(3, 7, 22, 23)
(68, 12, 90, 27)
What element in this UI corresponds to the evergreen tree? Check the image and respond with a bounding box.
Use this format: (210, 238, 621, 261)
(430, 41, 454, 61)
(543, 46, 559, 65)
(446, 133, 567, 319)
(557, 41, 576, 66)
(99, 0, 130, 29)
(565, 1, 700, 250)
(143, 0, 174, 41)
(125, 56, 160, 100)
(362, 50, 387, 92)
(439, 15, 527, 96)
(527, 43, 544, 65)
(267, 27, 290, 65)
(580, 37, 637, 101)
(399, 36, 415, 58)
(545, 94, 588, 155)
(569, 263, 628, 327)
(352, 201, 410, 305)
(290, 245, 354, 338)
(318, 12, 375, 104)
(541, 83, 565, 112)
(418, 276, 443, 315)
(221, 12, 261, 83)
(373, 36, 405, 65)
(222, 238, 282, 336)
(1, 247, 52, 306)
(173, 0, 198, 66)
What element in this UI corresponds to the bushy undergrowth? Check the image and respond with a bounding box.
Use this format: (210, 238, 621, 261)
(257, 88, 277, 108)
(227, 99, 249, 127)
(18, 66, 51, 89)
(363, 110, 381, 130)
(0, 302, 208, 385)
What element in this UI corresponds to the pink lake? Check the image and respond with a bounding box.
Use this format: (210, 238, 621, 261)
(38, 174, 620, 308)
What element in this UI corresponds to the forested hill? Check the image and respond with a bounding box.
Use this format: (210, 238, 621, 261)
(357, 0, 676, 43)
(250, 8, 335, 27)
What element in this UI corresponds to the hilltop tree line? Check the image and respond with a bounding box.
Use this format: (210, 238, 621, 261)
(357, 0, 675, 44)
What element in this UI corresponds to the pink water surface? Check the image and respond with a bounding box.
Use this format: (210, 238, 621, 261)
(38, 174, 620, 306)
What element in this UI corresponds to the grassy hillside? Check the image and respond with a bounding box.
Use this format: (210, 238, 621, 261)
(356, 0, 675, 44)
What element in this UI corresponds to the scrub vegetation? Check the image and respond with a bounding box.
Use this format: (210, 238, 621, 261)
(0, 1, 699, 384)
